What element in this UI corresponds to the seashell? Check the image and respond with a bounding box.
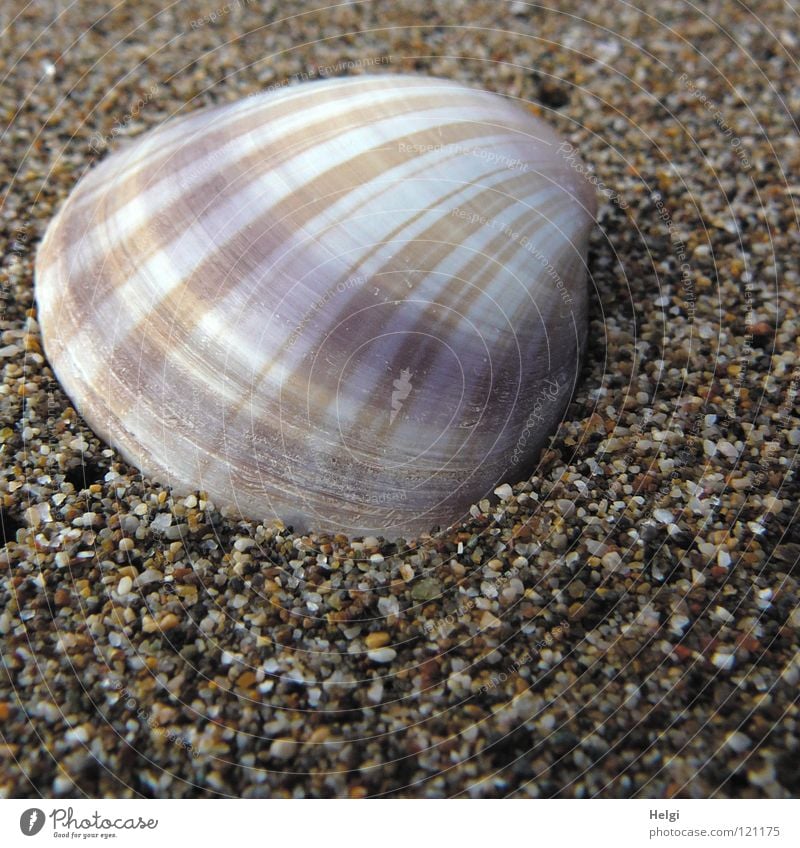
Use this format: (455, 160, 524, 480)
(35, 74, 596, 538)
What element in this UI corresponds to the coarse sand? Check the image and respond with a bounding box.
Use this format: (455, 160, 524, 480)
(0, 0, 798, 797)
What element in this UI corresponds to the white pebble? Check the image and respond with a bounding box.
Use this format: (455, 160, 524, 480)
(53, 775, 74, 794)
(269, 739, 295, 759)
(366, 680, 384, 703)
(712, 605, 734, 623)
(151, 512, 173, 532)
(117, 576, 133, 595)
(585, 539, 608, 556)
(556, 498, 575, 516)
(711, 650, 735, 671)
(25, 502, 52, 527)
(602, 551, 623, 572)
(378, 596, 399, 617)
(756, 587, 773, 610)
(494, 483, 513, 500)
(669, 614, 690, 635)
(780, 661, 799, 686)
(480, 611, 502, 629)
(134, 568, 162, 588)
(725, 731, 752, 753)
(367, 647, 397, 663)
(539, 713, 556, 731)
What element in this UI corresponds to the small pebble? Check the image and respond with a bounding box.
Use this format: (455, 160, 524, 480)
(269, 739, 296, 760)
(494, 483, 513, 500)
(725, 731, 752, 753)
(367, 647, 397, 663)
(365, 631, 391, 649)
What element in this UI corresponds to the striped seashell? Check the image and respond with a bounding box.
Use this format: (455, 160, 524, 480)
(35, 74, 596, 538)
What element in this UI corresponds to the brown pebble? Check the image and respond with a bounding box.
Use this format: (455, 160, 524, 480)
(749, 321, 773, 346)
(237, 671, 256, 688)
(307, 727, 330, 745)
(568, 602, 587, 620)
(53, 588, 70, 607)
(160, 613, 180, 631)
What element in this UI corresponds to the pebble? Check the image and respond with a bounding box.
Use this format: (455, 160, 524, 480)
(494, 483, 513, 500)
(410, 577, 441, 601)
(134, 568, 162, 588)
(711, 651, 736, 671)
(269, 739, 296, 760)
(747, 761, 776, 789)
(585, 540, 608, 556)
(378, 596, 399, 617)
(151, 513, 173, 532)
(556, 498, 575, 516)
(365, 631, 391, 649)
(117, 576, 133, 595)
(480, 611, 502, 629)
(367, 647, 397, 663)
(25, 502, 52, 527)
(725, 731, 752, 753)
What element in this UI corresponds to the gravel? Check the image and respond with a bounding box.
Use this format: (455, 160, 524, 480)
(1, 0, 798, 799)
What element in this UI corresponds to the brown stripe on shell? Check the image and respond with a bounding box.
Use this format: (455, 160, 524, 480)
(41, 89, 516, 328)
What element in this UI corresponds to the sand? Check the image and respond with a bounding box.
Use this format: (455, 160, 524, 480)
(1, 0, 798, 797)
